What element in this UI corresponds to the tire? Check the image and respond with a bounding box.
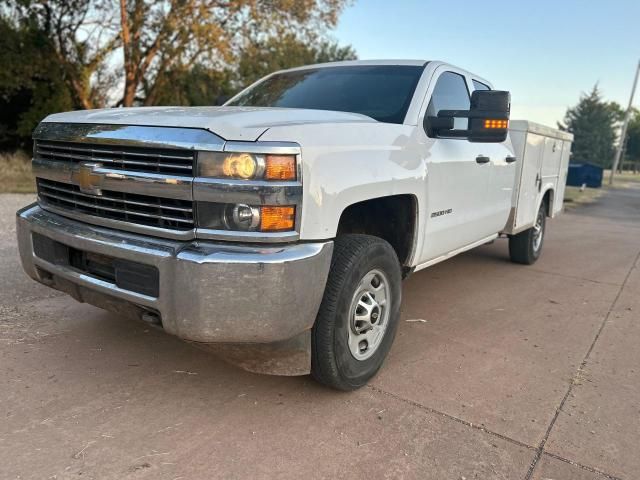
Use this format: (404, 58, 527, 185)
(311, 234, 402, 391)
(509, 201, 546, 265)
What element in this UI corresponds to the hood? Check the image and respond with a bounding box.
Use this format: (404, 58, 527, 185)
(42, 106, 377, 142)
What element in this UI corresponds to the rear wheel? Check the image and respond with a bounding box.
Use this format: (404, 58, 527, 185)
(311, 234, 402, 391)
(509, 201, 546, 265)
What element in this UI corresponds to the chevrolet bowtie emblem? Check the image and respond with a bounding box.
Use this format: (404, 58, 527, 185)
(71, 162, 104, 196)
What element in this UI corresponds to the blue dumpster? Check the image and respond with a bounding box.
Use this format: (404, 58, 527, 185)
(566, 162, 604, 188)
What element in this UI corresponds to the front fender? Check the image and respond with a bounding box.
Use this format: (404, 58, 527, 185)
(258, 123, 427, 240)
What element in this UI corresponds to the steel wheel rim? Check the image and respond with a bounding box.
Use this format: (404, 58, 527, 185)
(347, 269, 391, 361)
(533, 208, 544, 252)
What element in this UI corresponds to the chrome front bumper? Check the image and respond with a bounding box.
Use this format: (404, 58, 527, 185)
(17, 204, 332, 353)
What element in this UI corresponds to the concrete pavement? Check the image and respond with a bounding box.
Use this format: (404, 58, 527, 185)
(1, 186, 638, 480)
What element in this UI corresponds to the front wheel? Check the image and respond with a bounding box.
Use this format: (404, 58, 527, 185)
(311, 234, 402, 391)
(509, 202, 546, 265)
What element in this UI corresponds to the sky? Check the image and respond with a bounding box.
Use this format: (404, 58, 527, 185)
(333, 0, 640, 127)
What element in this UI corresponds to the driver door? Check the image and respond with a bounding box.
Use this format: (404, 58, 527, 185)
(418, 68, 495, 263)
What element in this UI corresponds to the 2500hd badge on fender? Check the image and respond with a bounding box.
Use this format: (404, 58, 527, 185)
(16, 60, 572, 390)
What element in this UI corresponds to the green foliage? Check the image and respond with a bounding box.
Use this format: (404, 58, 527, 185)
(6, 0, 119, 110)
(151, 65, 236, 106)
(0, 17, 73, 150)
(625, 109, 640, 163)
(111, 0, 352, 106)
(237, 34, 357, 87)
(150, 36, 356, 106)
(559, 86, 622, 168)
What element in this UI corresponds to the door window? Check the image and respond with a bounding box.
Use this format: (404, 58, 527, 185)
(472, 79, 491, 91)
(426, 71, 470, 131)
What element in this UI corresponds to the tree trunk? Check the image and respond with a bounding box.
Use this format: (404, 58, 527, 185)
(119, 0, 136, 107)
(65, 68, 93, 110)
(122, 75, 137, 107)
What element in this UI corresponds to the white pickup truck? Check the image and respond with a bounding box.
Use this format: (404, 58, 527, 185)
(17, 60, 573, 390)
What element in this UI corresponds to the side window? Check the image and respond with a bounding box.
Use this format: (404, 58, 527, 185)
(472, 79, 491, 91)
(426, 71, 470, 131)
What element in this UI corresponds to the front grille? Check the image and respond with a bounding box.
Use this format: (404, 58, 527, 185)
(37, 178, 194, 231)
(35, 140, 194, 176)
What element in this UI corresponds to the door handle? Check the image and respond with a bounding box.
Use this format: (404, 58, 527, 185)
(506, 156, 517, 163)
(476, 155, 490, 164)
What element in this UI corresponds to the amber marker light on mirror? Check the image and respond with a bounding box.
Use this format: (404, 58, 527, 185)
(260, 206, 295, 232)
(264, 155, 296, 181)
(483, 119, 509, 129)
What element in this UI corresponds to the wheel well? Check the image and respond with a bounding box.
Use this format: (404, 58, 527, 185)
(336, 195, 417, 267)
(542, 189, 554, 216)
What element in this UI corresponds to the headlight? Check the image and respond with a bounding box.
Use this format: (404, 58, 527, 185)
(222, 203, 261, 230)
(197, 202, 295, 232)
(222, 153, 260, 179)
(198, 152, 296, 181)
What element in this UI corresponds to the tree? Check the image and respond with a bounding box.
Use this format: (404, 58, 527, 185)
(5, 0, 351, 108)
(151, 64, 235, 106)
(0, 17, 73, 150)
(118, 0, 351, 106)
(237, 33, 356, 87)
(148, 36, 356, 106)
(4, 1, 120, 109)
(625, 109, 640, 169)
(559, 86, 623, 168)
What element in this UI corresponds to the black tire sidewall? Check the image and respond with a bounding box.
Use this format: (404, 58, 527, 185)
(333, 242, 401, 386)
(313, 236, 402, 390)
(531, 204, 546, 260)
(509, 201, 547, 265)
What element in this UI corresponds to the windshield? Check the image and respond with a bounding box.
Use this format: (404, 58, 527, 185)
(227, 65, 425, 124)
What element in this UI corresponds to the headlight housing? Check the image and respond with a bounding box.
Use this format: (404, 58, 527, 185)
(197, 202, 296, 233)
(198, 152, 297, 181)
(195, 146, 301, 237)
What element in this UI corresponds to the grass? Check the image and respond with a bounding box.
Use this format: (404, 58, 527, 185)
(0, 151, 35, 193)
(603, 169, 640, 186)
(563, 170, 640, 208)
(563, 186, 604, 208)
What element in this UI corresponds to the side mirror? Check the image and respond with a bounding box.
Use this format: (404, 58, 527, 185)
(423, 116, 454, 137)
(467, 90, 510, 142)
(428, 90, 511, 143)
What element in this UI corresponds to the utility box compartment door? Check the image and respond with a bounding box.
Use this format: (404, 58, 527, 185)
(553, 140, 572, 215)
(514, 132, 545, 230)
(542, 137, 563, 180)
(505, 120, 574, 235)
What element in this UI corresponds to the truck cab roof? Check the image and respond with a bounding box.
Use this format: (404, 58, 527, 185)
(279, 59, 430, 71)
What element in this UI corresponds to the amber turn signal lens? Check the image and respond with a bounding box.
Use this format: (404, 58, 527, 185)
(260, 206, 295, 232)
(265, 155, 296, 181)
(483, 119, 508, 129)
